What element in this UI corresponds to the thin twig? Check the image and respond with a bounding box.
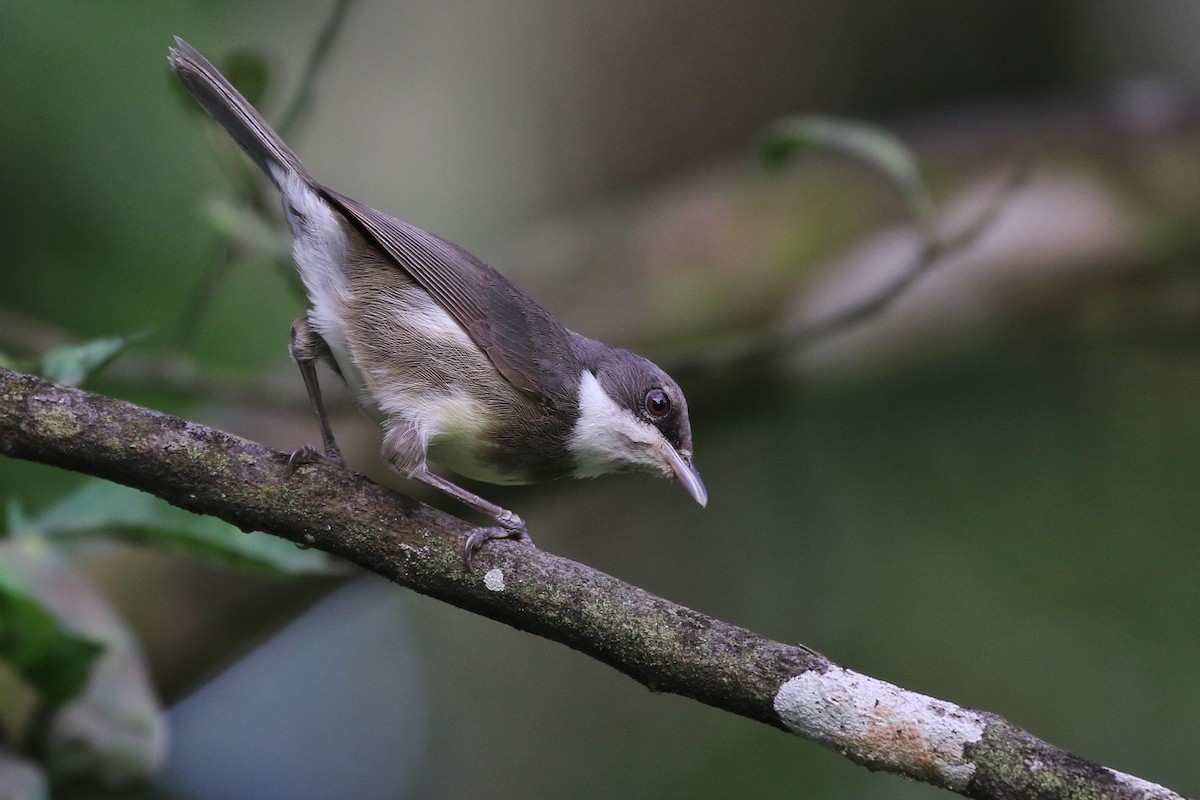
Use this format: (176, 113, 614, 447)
(674, 165, 1030, 382)
(0, 366, 1186, 800)
(171, 237, 239, 349)
(795, 163, 1028, 347)
(276, 0, 356, 139)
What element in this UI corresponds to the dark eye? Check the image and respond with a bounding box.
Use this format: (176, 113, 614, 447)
(644, 388, 671, 419)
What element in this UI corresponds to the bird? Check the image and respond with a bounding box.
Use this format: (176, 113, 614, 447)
(168, 37, 706, 563)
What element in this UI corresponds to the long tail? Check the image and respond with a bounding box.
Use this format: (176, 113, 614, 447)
(168, 37, 309, 185)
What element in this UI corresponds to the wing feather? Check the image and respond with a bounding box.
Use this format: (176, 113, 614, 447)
(321, 188, 578, 406)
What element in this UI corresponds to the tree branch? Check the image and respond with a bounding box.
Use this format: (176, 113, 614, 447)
(0, 367, 1186, 800)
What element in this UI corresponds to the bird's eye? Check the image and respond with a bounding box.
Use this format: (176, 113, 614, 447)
(644, 388, 671, 419)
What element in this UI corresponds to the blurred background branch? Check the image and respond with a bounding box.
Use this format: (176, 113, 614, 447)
(674, 130, 1033, 381)
(276, 0, 356, 139)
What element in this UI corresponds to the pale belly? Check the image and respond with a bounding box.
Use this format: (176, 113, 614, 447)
(287, 203, 544, 486)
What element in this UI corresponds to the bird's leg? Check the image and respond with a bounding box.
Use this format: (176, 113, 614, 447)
(288, 316, 346, 470)
(382, 422, 531, 567)
(412, 468, 531, 561)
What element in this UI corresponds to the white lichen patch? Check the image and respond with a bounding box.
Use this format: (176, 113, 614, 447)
(483, 568, 505, 592)
(1104, 767, 1185, 800)
(773, 668, 986, 790)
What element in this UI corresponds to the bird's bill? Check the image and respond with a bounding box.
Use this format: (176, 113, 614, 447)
(661, 443, 708, 508)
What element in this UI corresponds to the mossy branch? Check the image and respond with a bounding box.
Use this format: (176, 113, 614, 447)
(0, 366, 1187, 800)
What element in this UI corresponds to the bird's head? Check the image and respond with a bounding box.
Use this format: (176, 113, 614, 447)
(567, 347, 706, 507)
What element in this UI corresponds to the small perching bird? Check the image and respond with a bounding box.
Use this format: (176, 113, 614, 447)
(169, 37, 706, 562)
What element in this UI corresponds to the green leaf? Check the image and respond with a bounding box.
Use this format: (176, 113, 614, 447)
(0, 565, 104, 708)
(0, 538, 167, 786)
(760, 115, 936, 230)
(14, 481, 337, 577)
(37, 337, 129, 387)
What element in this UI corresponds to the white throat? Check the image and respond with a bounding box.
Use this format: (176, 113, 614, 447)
(568, 370, 666, 478)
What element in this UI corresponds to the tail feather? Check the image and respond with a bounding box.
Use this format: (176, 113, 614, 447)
(168, 37, 308, 185)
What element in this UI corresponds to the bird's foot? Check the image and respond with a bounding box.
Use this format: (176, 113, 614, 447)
(286, 442, 346, 475)
(463, 512, 533, 569)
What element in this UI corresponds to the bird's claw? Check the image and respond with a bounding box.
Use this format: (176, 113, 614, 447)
(463, 516, 534, 570)
(286, 443, 346, 475)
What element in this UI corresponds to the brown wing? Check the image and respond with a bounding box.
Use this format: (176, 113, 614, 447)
(321, 187, 579, 407)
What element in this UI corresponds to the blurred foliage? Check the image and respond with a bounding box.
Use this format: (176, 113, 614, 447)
(0, 561, 104, 711)
(0, 537, 167, 794)
(761, 115, 937, 233)
(13, 481, 339, 577)
(35, 337, 132, 388)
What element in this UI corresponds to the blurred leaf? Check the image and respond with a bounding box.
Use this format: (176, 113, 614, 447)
(761, 115, 936, 230)
(0, 539, 167, 788)
(0, 565, 104, 708)
(37, 336, 129, 387)
(14, 480, 338, 576)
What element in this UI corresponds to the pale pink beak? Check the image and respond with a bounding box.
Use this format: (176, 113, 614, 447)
(661, 444, 707, 507)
